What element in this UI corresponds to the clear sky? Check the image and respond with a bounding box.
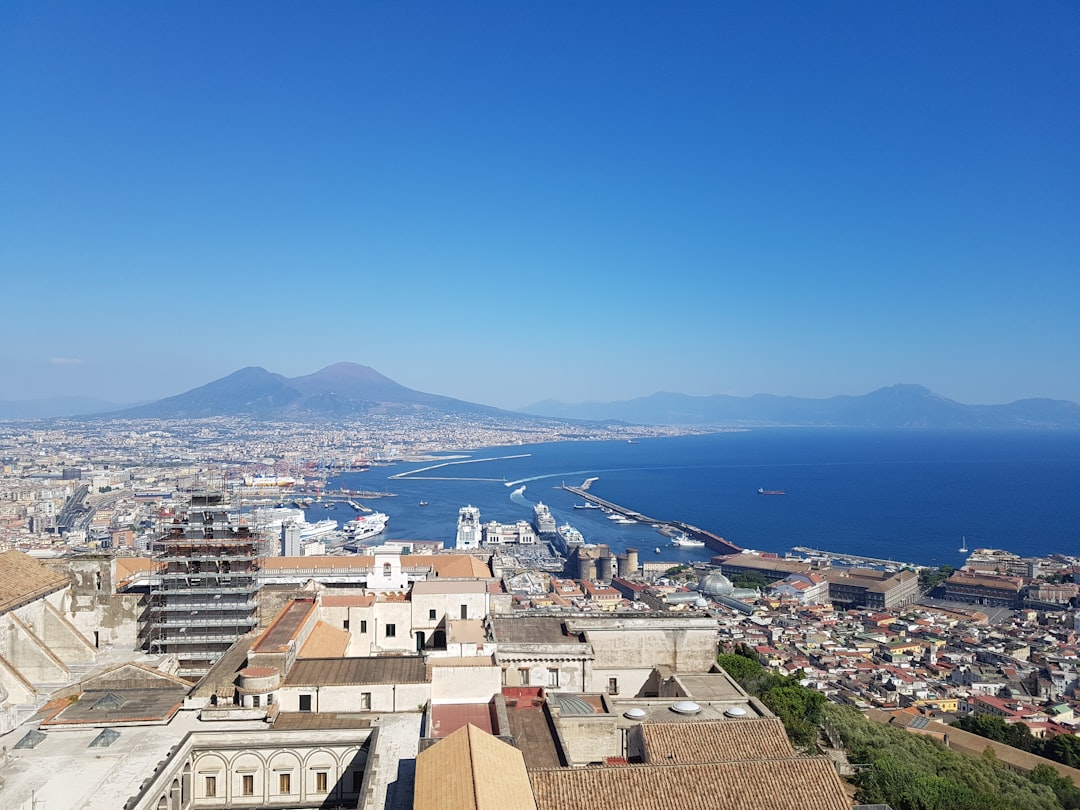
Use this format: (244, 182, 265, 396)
(1, 2, 1077, 410)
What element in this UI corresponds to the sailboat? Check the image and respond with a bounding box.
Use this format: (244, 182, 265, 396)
(959, 536, 968, 553)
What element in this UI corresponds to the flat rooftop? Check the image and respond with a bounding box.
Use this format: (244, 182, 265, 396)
(491, 617, 585, 645)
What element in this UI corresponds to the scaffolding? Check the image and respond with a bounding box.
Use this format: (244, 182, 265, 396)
(147, 491, 266, 680)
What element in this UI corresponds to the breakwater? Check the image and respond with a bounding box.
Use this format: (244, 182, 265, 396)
(561, 483, 742, 556)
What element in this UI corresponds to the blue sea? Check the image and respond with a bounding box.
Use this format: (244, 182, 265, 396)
(318, 429, 1080, 568)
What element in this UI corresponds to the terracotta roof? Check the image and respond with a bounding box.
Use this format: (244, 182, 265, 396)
(529, 758, 850, 810)
(405, 554, 492, 579)
(252, 598, 317, 653)
(0, 550, 70, 614)
(298, 621, 350, 659)
(637, 718, 794, 763)
(260, 553, 492, 578)
(415, 723, 537, 810)
(320, 594, 375, 607)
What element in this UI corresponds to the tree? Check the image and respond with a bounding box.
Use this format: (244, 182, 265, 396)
(716, 652, 762, 683)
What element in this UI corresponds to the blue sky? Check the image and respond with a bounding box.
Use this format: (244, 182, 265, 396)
(2, 2, 1077, 409)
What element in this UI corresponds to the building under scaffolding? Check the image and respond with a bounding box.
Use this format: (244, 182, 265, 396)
(148, 492, 266, 680)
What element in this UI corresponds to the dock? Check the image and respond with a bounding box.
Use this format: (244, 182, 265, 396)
(560, 484, 742, 556)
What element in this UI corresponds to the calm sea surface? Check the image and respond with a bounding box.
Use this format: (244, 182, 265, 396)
(321, 429, 1080, 568)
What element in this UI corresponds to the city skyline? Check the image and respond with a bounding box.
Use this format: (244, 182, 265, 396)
(2, 3, 1077, 410)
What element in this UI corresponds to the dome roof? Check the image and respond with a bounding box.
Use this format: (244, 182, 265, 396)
(698, 571, 734, 597)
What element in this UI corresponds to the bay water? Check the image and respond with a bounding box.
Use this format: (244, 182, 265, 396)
(322, 429, 1080, 568)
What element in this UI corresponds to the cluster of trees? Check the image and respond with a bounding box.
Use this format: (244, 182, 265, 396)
(717, 647, 825, 750)
(953, 714, 1080, 770)
(919, 564, 954, 592)
(729, 571, 768, 590)
(824, 704, 1080, 810)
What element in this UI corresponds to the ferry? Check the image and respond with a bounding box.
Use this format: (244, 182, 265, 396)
(343, 511, 389, 541)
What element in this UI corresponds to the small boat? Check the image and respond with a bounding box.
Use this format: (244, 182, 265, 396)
(419, 500, 429, 507)
(758, 488, 785, 496)
(655, 547, 661, 554)
(959, 536, 968, 553)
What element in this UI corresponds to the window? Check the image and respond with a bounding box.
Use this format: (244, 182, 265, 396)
(460, 604, 468, 619)
(360, 620, 367, 633)
(360, 692, 371, 710)
(382, 562, 392, 576)
(608, 677, 619, 695)
(352, 771, 363, 793)
(299, 694, 312, 712)
(547, 668, 560, 687)
(252, 695, 260, 708)
(204, 776, 217, 798)
(242, 774, 254, 796)
(315, 771, 328, 793)
(385, 623, 396, 638)
(343, 618, 350, 630)
(279, 773, 292, 794)
(518, 667, 530, 686)
(429, 609, 437, 621)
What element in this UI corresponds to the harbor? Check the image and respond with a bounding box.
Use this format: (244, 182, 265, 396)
(790, 546, 928, 572)
(560, 482, 742, 556)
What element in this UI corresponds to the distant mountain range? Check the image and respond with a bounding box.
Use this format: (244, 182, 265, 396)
(521, 384, 1080, 429)
(93, 363, 512, 420)
(3, 366, 1079, 428)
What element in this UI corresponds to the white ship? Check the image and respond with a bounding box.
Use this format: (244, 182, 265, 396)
(343, 511, 389, 541)
(457, 505, 481, 550)
(670, 532, 705, 548)
(550, 523, 584, 556)
(533, 502, 557, 534)
(299, 518, 339, 541)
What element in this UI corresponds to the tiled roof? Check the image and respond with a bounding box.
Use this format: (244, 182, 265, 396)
(637, 718, 794, 763)
(298, 621, 350, 659)
(529, 758, 850, 810)
(284, 656, 428, 686)
(415, 723, 537, 810)
(0, 550, 70, 614)
(252, 598, 317, 653)
(320, 594, 375, 607)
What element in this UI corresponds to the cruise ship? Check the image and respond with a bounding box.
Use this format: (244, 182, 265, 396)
(533, 502, 557, 535)
(551, 522, 585, 556)
(343, 511, 389, 542)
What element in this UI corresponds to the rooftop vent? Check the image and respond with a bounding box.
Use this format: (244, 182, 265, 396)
(724, 706, 748, 718)
(623, 708, 647, 720)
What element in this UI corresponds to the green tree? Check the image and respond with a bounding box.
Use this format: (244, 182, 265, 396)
(716, 652, 762, 683)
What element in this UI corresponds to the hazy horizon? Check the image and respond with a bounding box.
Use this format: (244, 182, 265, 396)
(2, 3, 1077, 410)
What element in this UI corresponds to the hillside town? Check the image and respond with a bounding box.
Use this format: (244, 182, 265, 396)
(1, 416, 1079, 809)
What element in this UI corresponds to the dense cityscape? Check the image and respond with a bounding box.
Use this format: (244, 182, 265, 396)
(1, 415, 1079, 809)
